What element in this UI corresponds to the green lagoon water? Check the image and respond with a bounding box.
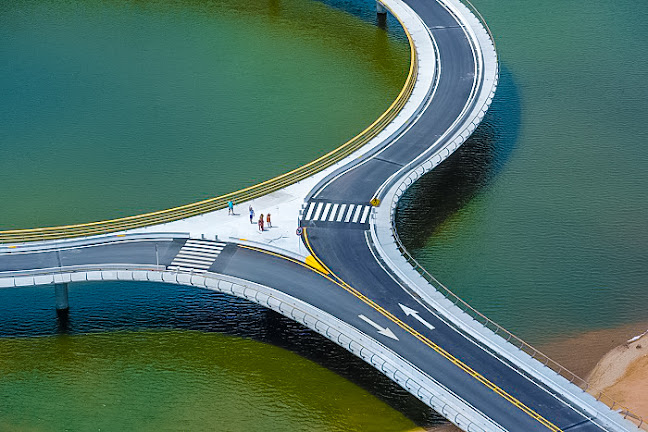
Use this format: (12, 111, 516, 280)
(0, 0, 408, 228)
(0, 330, 418, 431)
(0, 1, 426, 430)
(3, 0, 648, 429)
(397, 0, 648, 344)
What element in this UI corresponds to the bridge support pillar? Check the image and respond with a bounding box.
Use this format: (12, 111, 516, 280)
(376, 1, 387, 28)
(55, 283, 69, 318)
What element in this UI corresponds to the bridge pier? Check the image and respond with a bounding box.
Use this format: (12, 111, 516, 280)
(55, 283, 69, 320)
(376, 1, 387, 28)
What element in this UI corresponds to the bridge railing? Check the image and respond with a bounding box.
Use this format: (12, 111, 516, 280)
(0, 8, 418, 245)
(388, 209, 645, 429)
(459, 0, 497, 61)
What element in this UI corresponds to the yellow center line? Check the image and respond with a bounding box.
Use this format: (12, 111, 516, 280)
(299, 229, 563, 432)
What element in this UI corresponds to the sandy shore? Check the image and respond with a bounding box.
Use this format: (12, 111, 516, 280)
(540, 322, 648, 425)
(586, 331, 648, 423)
(407, 322, 648, 431)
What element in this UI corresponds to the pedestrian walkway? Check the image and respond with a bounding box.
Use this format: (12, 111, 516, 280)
(167, 239, 226, 273)
(301, 201, 372, 226)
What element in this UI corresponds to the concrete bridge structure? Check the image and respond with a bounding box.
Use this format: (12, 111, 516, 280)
(0, 0, 643, 430)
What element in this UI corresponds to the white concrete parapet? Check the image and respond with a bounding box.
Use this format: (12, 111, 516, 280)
(368, 1, 640, 429)
(0, 266, 505, 432)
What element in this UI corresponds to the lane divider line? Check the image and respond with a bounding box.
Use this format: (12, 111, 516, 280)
(300, 228, 563, 432)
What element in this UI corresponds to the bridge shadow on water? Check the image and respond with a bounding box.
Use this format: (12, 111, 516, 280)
(395, 65, 521, 250)
(0, 281, 444, 428)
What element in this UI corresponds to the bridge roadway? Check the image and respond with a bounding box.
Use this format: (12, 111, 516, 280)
(0, 234, 612, 432)
(300, 0, 623, 431)
(291, 1, 610, 432)
(0, 0, 635, 430)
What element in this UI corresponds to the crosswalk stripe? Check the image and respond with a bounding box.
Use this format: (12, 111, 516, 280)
(360, 206, 371, 224)
(336, 204, 347, 222)
(328, 204, 339, 222)
(167, 239, 226, 273)
(305, 202, 315, 220)
(313, 202, 324, 221)
(171, 259, 211, 269)
(352, 205, 363, 223)
(174, 254, 215, 263)
(302, 202, 374, 225)
(344, 204, 355, 223)
(320, 203, 332, 221)
(184, 242, 225, 251)
(173, 254, 215, 262)
(176, 249, 221, 257)
(180, 247, 222, 255)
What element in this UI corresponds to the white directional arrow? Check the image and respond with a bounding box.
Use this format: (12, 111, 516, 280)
(399, 303, 436, 331)
(358, 314, 399, 341)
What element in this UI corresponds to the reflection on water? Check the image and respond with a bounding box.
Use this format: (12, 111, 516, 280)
(0, 282, 442, 430)
(395, 0, 648, 344)
(396, 66, 521, 249)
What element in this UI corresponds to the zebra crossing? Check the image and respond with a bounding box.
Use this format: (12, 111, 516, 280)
(302, 201, 373, 226)
(167, 239, 226, 273)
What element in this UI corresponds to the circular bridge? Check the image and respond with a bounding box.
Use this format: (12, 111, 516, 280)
(0, 0, 643, 431)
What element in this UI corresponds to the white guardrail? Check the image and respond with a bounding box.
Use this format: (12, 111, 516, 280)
(368, 0, 644, 430)
(0, 265, 504, 432)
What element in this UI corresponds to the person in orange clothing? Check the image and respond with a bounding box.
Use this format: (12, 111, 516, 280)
(266, 213, 271, 228)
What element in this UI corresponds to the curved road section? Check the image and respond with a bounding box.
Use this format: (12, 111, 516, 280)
(0, 0, 640, 431)
(299, 0, 636, 432)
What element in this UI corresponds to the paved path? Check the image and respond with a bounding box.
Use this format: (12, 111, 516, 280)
(0, 236, 620, 431)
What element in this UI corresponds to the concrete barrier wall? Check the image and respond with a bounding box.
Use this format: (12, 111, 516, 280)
(0, 267, 506, 432)
(368, 1, 640, 430)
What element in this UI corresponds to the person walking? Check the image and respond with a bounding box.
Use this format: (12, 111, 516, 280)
(249, 205, 255, 224)
(227, 200, 234, 215)
(266, 213, 271, 228)
(258, 214, 264, 232)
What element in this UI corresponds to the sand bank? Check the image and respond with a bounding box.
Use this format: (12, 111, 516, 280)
(413, 322, 648, 431)
(540, 322, 648, 424)
(586, 331, 648, 422)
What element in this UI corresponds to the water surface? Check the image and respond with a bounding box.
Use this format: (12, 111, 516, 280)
(0, 282, 438, 430)
(397, 0, 648, 344)
(0, 0, 408, 228)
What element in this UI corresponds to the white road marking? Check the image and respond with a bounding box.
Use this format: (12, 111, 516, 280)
(344, 204, 355, 223)
(175, 254, 215, 263)
(351, 205, 363, 223)
(336, 204, 347, 222)
(305, 202, 315, 221)
(168, 240, 225, 272)
(399, 303, 436, 331)
(303, 202, 374, 224)
(358, 314, 399, 341)
(176, 249, 221, 258)
(360, 206, 371, 224)
(320, 203, 332, 221)
(313, 202, 324, 221)
(328, 204, 339, 221)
